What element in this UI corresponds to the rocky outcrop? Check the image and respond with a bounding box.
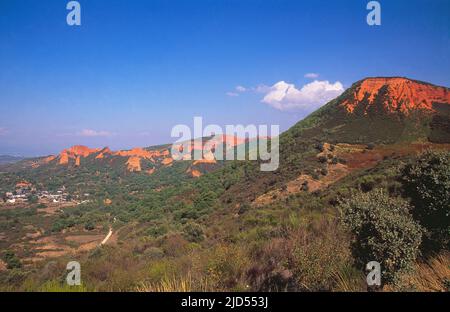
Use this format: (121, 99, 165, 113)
(341, 77, 450, 114)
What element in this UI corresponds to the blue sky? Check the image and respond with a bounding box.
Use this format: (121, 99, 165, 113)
(0, 0, 449, 156)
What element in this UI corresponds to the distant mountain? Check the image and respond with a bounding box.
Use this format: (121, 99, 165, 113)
(221, 77, 450, 204)
(1, 77, 449, 293)
(286, 77, 450, 145)
(0, 135, 249, 194)
(341, 77, 449, 115)
(10, 134, 248, 175)
(1, 77, 448, 196)
(0, 155, 25, 165)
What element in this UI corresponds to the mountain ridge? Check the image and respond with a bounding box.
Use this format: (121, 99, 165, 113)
(2, 77, 449, 189)
(341, 77, 450, 115)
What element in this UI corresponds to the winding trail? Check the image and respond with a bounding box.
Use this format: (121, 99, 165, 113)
(100, 227, 113, 245)
(100, 217, 117, 246)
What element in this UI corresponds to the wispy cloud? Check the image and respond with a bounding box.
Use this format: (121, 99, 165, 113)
(77, 129, 112, 137)
(226, 85, 248, 97)
(261, 80, 344, 112)
(0, 127, 8, 136)
(304, 73, 319, 79)
(235, 85, 247, 92)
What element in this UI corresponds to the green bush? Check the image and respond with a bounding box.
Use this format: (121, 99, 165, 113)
(401, 150, 450, 251)
(339, 189, 422, 285)
(27, 194, 38, 204)
(146, 225, 168, 238)
(301, 181, 309, 192)
(182, 223, 204, 243)
(84, 220, 95, 231)
(2, 250, 22, 269)
(318, 156, 328, 164)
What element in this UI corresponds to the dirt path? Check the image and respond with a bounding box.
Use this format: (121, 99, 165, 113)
(100, 217, 116, 246)
(100, 227, 113, 245)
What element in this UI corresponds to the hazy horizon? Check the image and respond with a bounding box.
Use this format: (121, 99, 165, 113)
(1, 0, 449, 156)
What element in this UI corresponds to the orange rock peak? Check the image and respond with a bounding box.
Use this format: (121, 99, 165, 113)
(341, 77, 450, 114)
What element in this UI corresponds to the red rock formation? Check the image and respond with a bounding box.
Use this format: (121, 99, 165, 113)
(58, 145, 101, 165)
(16, 181, 32, 188)
(59, 152, 70, 165)
(67, 145, 101, 157)
(341, 77, 450, 114)
(31, 155, 56, 168)
(114, 147, 154, 159)
(192, 159, 217, 165)
(54, 145, 173, 172)
(96, 147, 112, 159)
(189, 169, 202, 178)
(126, 156, 142, 172)
(43, 155, 56, 163)
(161, 157, 173, 166)
(75, 156, 81, 167)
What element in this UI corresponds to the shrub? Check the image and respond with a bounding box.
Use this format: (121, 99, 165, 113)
(2, 250, 22, 269)
(183, 223, 204, 243)
(315, 143, 325, 152)
(147, 225, 168, 238)
(339, 189, 422, 285)
(84, 220, 95, 231)
(238, 203, 250, 215)
(401, 150, 450, 251)
(27, 195, 38, 204)
(301, 181, 309, 192)
(318, 156, 328, 164)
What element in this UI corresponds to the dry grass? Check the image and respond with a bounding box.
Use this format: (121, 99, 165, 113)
(136, 273, 211, 292)
(332, 269, 366, 292)
(385, 252, 450, 292)
(407, 253, 450, 292)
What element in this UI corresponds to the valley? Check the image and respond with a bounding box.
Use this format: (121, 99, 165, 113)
(0, 77, 449, 292)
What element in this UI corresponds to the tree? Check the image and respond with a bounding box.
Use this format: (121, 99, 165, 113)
(84, 220, 95, 231)
(2, 250, 22, 269)
(339, 189, 422, 285)
(401, 150, 450, 251)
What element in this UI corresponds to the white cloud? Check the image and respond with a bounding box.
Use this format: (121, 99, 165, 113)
(261, 80, 345, 112)
(227, 85, 248, 97)
(304, 73, 319, 79)
(77, 129, 112, 137)
(254, 84, 271, 94)
(235, 85, 247, 92)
